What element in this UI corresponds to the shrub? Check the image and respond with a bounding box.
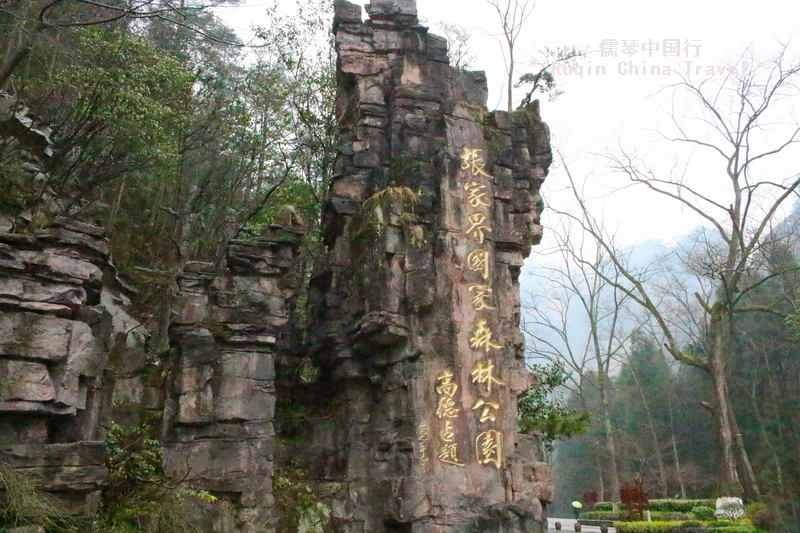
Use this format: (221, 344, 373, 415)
(98, 420, 228, 532)
(580, 511, 627, 521)
(615, 521, 762, 533)
(651, 512, 693, 521)
(681, 521, 703, 527)
(613, 521, 694, 533)
(708, 522, 760, 532)
(582, 509, 690, 522)
(595, 501, 614, 511)
(649, 499, 717, 512)
(692, 506, 716, 520)
(745, 502, 778, 531)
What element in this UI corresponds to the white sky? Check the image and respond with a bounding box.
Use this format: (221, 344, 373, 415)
(215, 0, 800, 247)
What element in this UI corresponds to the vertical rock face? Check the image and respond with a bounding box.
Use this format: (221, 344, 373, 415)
(299, 0, 554, 531)
(0, 217, 145, 513)
(163, 226, 303, 532)
(0, 1, 555, 529)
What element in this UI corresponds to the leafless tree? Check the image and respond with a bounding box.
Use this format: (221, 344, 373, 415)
(433, 21, 476, 70)
(556, 43, 800, 498)
(524, 210, 642, 502)
(484, 0, 535, 112)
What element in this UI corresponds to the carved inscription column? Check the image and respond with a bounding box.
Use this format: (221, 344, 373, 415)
(301, 1, 553, 531)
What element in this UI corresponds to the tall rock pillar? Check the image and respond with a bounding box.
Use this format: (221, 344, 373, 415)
(163, 226, 303, 532)
(300, 0, 554, 531)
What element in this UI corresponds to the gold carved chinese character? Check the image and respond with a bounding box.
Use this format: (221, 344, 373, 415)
(460, 147, 492, 178)
(472, 398, 500, 422)
(418, 423, 430, 462)
(439, 443, 465, 466)
(468, 284, 495, 311)
(469, 319, 503, 353)
(435, 369, 460, 419)
(436, 395, 459, 419)
(467, 249, 490, 280)
(476, 430, 503, 468)
(464, 182, 490, 208)
(466, 212, 491, 243)
(471, 358, 505, 392)
(439, 420, 456, 442)
(435, 370, 458, 398)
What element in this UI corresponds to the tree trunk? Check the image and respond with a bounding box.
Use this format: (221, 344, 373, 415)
(728, 402, 761, 500)
(0, 43, 32, 90)
(709, 312, 743, 495)
(668, 399, 687, 498)
(598, 378, 621, 502)
(629, 365, 669, 497)
(507, 43, 514, 112)
(595, 448, 606, 502)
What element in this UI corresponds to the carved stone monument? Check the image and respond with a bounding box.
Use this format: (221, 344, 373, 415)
(288, 0, 555, 531)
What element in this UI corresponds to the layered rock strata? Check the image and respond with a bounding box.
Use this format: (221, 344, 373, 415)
(294, 1, 555, 531)
(0, 217, 145, 513)
(163, 226, 303, 532)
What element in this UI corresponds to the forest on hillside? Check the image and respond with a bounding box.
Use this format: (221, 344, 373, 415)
(0, 0, 336, 348)
(2, 1, 800, 532)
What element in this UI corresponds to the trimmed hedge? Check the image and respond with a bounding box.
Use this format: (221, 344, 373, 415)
(580, 511, 627, 521)
(597, 499, 717, 513)
(649, 499, 718, 512)
(594, 502, 615, 511)
(614, 521, 764, 533)
(652, 512, 694, 521)
(582, 511, 692, 522)
(614, 521, 706, 533)
(692, 507, 715, 520)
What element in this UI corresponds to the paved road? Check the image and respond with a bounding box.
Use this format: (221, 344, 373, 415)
(547, 518, 616, 533)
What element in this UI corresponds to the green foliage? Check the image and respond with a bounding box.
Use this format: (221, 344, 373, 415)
(4, 0, 338, 329)
(707, 525, 763, 533)
(650, 500, 718, 513)
(595, 501, 615, 511)
(614, 521, 763, 533)
(580, 511, 627, 521)
(582, 510, 694, 522)
(651, 512, 694, 521)
(106, 419, 164, 481)
(692, 507, 716, 520)
(518, 359, 590, 449)
(355, 186, 424, 247)
(274, 469, 330, 533)
(614, 521, 691, 533)
(95, 420, 224, 533)
(20, 27, 193, 204)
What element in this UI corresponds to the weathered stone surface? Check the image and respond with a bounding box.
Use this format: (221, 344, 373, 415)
(164, 228, 301, 532)
(296, 1, 553, 531)
(366, 0, 417, 19)
(0, 441, 109, 493)
(334, 0, 363, 25)
(0, 217, 147, 519)
(0, 360, 55, 402)
(0, 312, 73, 362)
